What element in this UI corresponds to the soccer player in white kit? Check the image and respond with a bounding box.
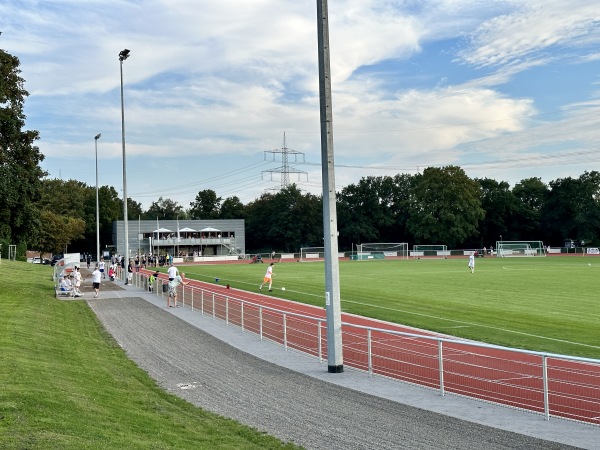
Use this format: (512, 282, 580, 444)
(259, 263, 275, 291)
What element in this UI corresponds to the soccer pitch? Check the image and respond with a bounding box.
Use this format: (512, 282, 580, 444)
(179, 257, 600, 359)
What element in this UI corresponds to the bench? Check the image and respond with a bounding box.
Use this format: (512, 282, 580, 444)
(55, 284, 82, 298)
(55, 284, 74, 298)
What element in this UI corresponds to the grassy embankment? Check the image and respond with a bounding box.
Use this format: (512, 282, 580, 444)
(0, 260, 300, 449)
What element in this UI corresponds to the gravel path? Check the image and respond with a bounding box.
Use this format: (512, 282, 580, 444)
(86, 296, 583, 450)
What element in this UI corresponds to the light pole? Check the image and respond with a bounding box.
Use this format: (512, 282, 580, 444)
(119, 48, 130, 280)
(94, 133, 101, 265)
(317, 0, 343, 373)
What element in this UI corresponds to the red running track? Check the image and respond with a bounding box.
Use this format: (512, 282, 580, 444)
(144, 270, 600, 425)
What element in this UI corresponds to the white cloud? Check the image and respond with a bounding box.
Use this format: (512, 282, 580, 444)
(458, 0, 600, 68)
(3, 0, 600, 208)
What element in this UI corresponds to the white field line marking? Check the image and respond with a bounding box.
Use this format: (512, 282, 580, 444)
(343, 299, 600, 350)
(188, 271, 599, 349)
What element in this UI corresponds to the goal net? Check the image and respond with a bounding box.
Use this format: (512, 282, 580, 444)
(299, 247, 324, 262)
(354, 243, 409, 260)
(496, 241, 545, 257)
(411, 244, 448, 259)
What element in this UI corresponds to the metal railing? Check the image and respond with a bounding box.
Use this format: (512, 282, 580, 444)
(128, 270, 600, 426)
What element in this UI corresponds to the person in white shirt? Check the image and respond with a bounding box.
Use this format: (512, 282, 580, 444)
(168, 272, 189, 307)
(468, 252, 475, 274)
(259, 263, 275, 291)
(92, 265, 102, 298)
(99, 259, 106, 279)
(167, 264, 178, 281)
(60, 276, 74, 297)
(72, 267, 83, 296)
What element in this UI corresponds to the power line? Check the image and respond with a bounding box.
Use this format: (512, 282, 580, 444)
(297, 146, 600, 172)
(130, 160, 271, 198)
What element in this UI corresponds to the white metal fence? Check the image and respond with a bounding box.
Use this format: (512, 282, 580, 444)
(125, 269, 600, 426)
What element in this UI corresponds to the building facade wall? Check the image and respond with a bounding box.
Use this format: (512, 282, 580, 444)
(112, 219, 245, 258)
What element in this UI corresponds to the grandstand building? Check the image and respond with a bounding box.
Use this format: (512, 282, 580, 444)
(112, 219, 245, 261)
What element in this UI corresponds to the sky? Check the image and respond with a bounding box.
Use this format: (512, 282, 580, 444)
(2, 0, 600, 209)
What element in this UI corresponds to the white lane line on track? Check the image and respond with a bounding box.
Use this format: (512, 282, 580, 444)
(343, 299, 600, 350)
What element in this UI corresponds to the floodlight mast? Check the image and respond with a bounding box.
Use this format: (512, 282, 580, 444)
(94, 133, 101, 265)
(119, 49, 130, 274)
(316, 0, 343, 373)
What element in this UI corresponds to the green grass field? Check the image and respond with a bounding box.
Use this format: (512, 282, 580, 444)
(176, 256, 600, 359)
(0, 261, 300, 449)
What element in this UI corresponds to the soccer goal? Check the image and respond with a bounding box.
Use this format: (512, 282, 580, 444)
(354, 243, 409, 260)
(299, 247, 324, 262)
(496, 241, 545, 257)
(411, 244, 449, 259)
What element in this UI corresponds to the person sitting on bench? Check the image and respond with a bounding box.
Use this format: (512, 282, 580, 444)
(59, 276, 74, 297)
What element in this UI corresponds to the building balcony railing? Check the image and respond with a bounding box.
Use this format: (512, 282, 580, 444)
(150, 237, 233, 246)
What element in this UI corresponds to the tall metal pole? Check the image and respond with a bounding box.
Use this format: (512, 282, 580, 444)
(119, 49, 130, 277)
(316, 0, 343, 373)
(94, 133, 102, 265)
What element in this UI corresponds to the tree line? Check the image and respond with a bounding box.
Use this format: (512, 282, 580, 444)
(19, 167, 600, 256)
(3, 46, 600, 257)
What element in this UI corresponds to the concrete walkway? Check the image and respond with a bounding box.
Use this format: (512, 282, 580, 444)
(80, 277, 598, 449)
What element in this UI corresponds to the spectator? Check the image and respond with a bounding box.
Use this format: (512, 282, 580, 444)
(149, 271, 159, 292)
(99, 258, 106, 279)
(127, 260, 133, 285)
(168, 272, 189, 307)
(60, 276, 74, 297)
(167, 263, 178, 281)
(72, 267, 83, 296)
(92, 265, 102, 298)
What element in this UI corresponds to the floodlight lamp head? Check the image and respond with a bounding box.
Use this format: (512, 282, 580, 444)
(119, 49, 130, 61)
(95, 133, 101, 140)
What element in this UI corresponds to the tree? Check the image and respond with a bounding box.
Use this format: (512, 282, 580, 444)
(245, 186, 322, 252)
(387, 173, 415, 243)
(512, 177, 548, 241)
(407, 166, 484, 248)
(144, 197, 185, 220)
(189, 189, 222, 219)
(268, 185, 322, 252)
(337, 176, 392, 246)
(0, 48, 46, 251)
(96, 186, 129, 251)
(541, 172, 600, 245)
(38, 179, 90, 216)
(37, 179, 125, 255)
(337, 178, 379, 246)
(35, 210, 85, 255)
(337, 174, 416, 249)
(219, 196, 246, 219)
(127, 198, 144, 220)
(245, 193, 275, 251)
(38, 178, 92, 254)
(476, 178, 520, 245)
